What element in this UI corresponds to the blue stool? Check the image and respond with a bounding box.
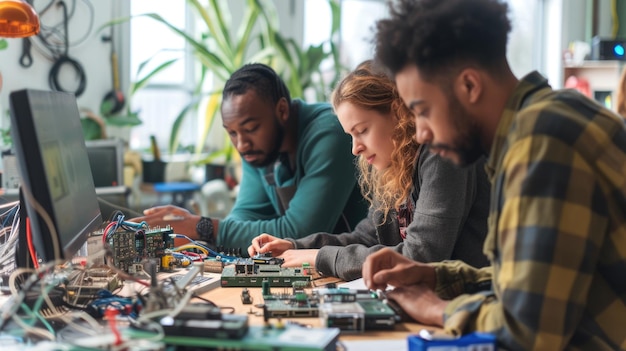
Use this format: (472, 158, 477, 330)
(153, 182, 201, 209)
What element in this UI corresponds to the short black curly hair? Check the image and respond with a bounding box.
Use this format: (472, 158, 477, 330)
(222, 63, 291, 106)
(374, 0, 511, 80)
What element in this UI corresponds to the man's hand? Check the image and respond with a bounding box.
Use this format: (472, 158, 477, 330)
(362, 248, 437, 291)
(279, 249, 318, 268)
(248, 233, 295, 257)
(386, 285, 447, 327)
(131, 205, 200, 239)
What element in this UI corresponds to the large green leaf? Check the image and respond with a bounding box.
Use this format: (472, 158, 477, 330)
(272, 33, 302, 98)
(168, 96, 203, 154)
(81, 118, 103, 140)
(105, 112, 143, 127)
(233, 3, 261, 66)
(131, 57, 178, 96)
(189, 0, 232, 59)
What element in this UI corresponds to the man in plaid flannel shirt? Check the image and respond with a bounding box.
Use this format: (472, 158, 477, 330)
(362, 0, 626, 350)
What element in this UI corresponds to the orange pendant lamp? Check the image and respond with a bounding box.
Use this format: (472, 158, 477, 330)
(0, 0, 40, 38)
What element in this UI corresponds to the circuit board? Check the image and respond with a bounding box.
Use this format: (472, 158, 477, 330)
(260, 286, 398, 326)
(221, 262, 312, 287)
(319, 300, 398, 332)
(103, 226, 174, 272)
(65, 266, 122, 304)
(263, 298, 320, 318)
(129, 325, 340, 351)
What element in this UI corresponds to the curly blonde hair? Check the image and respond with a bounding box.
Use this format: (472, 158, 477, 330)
(331, 60, 419, 222)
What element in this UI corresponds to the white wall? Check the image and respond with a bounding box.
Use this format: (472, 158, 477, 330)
(0, 0, 119, 131)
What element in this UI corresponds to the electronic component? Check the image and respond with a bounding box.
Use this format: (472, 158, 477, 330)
(241, 288, 253, 304)
(130, 324, 340, 351)
(252, 252, 284, 265)
(221, 261, 311, 287)
(319, 301, 364, 332)
(203, 259, 225, 273)
(65, 266, 122, 304)
(591, 36, 626, 61)
(262, 281, 319, 318)
(133, 307, 249, 340)
(102, 226, 174, 273)
(316, 288, 400, 333)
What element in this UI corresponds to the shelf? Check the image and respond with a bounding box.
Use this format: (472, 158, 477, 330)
(564, 60, 624, 69)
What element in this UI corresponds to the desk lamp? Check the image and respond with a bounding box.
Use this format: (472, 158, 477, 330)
(0, 0, 40, 38)
(0, 0, 39, 92)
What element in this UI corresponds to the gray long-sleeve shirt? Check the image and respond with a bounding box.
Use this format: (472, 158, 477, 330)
(288, 146, 490, 281)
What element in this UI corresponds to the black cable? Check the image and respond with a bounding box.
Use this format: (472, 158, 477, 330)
(46, 1, 87, 97)
(48, 54, 87, 97)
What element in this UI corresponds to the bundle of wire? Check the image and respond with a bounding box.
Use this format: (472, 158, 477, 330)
(0, 202, 20, 277)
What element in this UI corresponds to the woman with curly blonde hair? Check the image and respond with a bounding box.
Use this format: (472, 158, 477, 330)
(248, 61, 490, 281)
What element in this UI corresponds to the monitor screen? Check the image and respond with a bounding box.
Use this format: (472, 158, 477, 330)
(85, 139, 124, 188)
(9, 89, 103, 263)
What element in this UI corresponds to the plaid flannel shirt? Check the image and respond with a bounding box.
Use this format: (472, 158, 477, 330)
(434, 72, 626, 350)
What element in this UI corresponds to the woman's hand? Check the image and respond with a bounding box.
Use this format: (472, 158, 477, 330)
(279, 249, 319, 268)
(248, 233, 295, 257)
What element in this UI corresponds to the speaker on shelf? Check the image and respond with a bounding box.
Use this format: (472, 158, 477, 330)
(591, 36, 626, 61)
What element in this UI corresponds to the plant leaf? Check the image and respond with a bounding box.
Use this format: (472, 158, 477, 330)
(168, 96, 203, 154)
(81, 118, 103, 140)
(104, 112, 143, 127)
(272, 33, 302, 98)
(195, 91, 222, 154)
(131, 58, 179, 96)
(188, 0, 233, 59)
(234, 1, 261, 66)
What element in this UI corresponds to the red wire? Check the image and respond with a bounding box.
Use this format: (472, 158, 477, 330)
(26, 217, 39, 269)
(104, 308, 122, 345)
(102, 221, 116, 244)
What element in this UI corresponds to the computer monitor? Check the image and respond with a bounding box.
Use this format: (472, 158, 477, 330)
(9, 89, 103, 265)
(85, 139, 125, 188)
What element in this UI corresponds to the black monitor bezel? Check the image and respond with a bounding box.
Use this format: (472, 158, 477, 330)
(9, 89, 103, 264)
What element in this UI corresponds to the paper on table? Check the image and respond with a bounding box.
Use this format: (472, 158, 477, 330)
(337, 277, 367, 289)
(338, 277, 395, 290)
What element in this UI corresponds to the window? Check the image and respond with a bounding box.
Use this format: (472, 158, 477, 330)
(304, 0, 545, 75)
(507, 0, 544, 78)
(129, 0, 545, 154)
(128, 1, 195, 153)
(304, 0, 389, 71)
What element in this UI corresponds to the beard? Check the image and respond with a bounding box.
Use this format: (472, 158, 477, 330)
(430, 95, 484, 168)
(240, 119, 285, 168)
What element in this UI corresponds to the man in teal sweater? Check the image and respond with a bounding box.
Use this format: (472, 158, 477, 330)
(137, 64, 367, 252)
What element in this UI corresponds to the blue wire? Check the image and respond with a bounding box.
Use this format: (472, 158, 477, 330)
(2, 206, 17, 227)
(122, 220, 148, 228)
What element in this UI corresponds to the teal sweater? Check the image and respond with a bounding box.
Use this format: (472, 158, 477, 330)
(217, 100, 367, 250)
